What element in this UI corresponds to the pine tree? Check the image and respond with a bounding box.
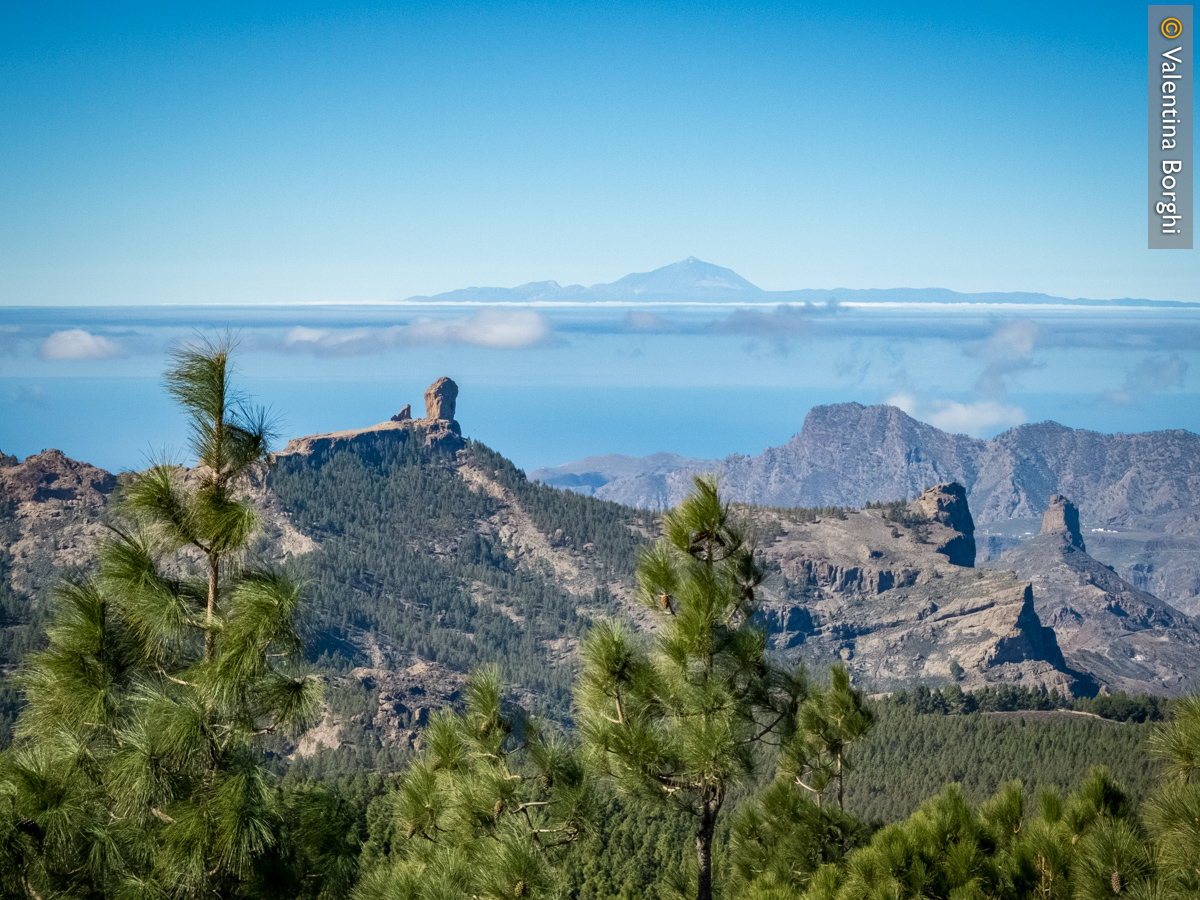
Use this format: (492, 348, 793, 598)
(779, 665, 874, 816)
(0, 337, 322, 898)
(728, 665, 873, 900)
(1144, 695, 1200, 896)
(354, 665, 593, 900)
(575, 476, 803, 900)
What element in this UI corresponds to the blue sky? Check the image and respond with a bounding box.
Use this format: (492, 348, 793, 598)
(2, 1, 1194, 305)
(1, 3, 1197, 472)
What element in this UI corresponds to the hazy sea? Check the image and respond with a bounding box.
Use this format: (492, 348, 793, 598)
(3, 302, 1198, 473)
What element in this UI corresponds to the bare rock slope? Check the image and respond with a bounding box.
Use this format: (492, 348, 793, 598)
(750, 484, 1084, 696)
(540, 403, 1200, 613)
(996, 495, 1200, 696)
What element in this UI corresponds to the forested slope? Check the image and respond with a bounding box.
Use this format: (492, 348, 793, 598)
(268, 428, 651, 732)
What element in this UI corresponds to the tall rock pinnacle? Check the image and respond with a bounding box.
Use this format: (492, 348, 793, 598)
(424, 377, 458, 422)
(1041, 494, 1086, 551)
(908, 482, 976, 567)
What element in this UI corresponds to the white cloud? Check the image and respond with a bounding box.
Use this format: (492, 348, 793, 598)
(278, 310, 551, 356)
(407, 309, 550, 349)
(887, 392, 1026, 437)
(970, 319, 1041, 397)
(285, 326, 329, 344)
(979, 319, 1040, 357)
(1103, 354, 1188, 405)
(40, 329, 122, 361)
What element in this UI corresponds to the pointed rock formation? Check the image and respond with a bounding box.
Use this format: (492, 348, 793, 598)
(424, 377, 458, 422)
(421, 376, 461, 439)
(909, 482, 976, 567)
(280, 377, 465, 456)
(999, 494, 1200, 695)
(1041, 493, 1085, 551)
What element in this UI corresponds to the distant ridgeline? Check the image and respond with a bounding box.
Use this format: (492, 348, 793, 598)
(531, 401, 1200, 618)
(407, 257, 1198, 308)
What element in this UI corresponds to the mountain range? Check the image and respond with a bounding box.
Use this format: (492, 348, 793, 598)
(5, 378, 1200, 755)
(531, 403, 1200, 615)
(406, 257, 1196, 307)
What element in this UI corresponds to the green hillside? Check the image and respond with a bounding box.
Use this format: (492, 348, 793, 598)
(268, 430, 650, 719)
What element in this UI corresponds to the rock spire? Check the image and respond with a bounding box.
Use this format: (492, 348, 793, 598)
(1041, 493, 1085, 551)
(908, 482, 976, 567)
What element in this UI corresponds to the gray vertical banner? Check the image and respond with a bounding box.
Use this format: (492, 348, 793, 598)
(1149, 6, 1193, 249)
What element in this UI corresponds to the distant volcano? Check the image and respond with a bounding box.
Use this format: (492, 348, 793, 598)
(405, 258, 1188, 307)
(587, 257, 762, 299)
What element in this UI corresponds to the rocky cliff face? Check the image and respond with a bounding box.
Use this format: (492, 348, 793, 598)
(996, 494, 1200, 696)
(909, 483, 976, 567)
(540, 403, 1200, 612)
(749, 488, 1082, 695)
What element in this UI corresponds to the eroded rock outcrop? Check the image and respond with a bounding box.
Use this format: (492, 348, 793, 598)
(909, 482, 976, 567)
(281, 376, 465, 456)
(424, 377, 458, 422)
(360, 661, 466, 749)
(999, 497, 1200, 696)
(295, 660, 467, 757)
(0, 449, 116, 505)
(1042, 493, 1085, 551)
(751, 501, 1083, 695)
(0, 450, 117, 603)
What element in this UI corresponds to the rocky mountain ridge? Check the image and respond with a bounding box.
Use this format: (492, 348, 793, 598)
(538, 403, 1200, 526)
(7, 380, 1200, 757)
(535, 402, 1200, 614)
(405, 257, 1190, 307)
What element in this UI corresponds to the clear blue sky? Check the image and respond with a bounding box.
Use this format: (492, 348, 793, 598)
(2, 1, 1194, 306)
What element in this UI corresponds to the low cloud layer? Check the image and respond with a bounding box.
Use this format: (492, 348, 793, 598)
(623, 311, 674, 332)
(715, 302, 838, 354)
(1103, 354, 1189, 405)
(280, 310, 551, 356)
(887, 392, 1027, 437)
(40, 329, 122, 361)
(970, 319, 1041, 397)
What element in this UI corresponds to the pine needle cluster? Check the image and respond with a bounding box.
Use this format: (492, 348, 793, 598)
(354, 665, 594, 900)
(575, 476, 807, 900)
(0, 337, 321, 898)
